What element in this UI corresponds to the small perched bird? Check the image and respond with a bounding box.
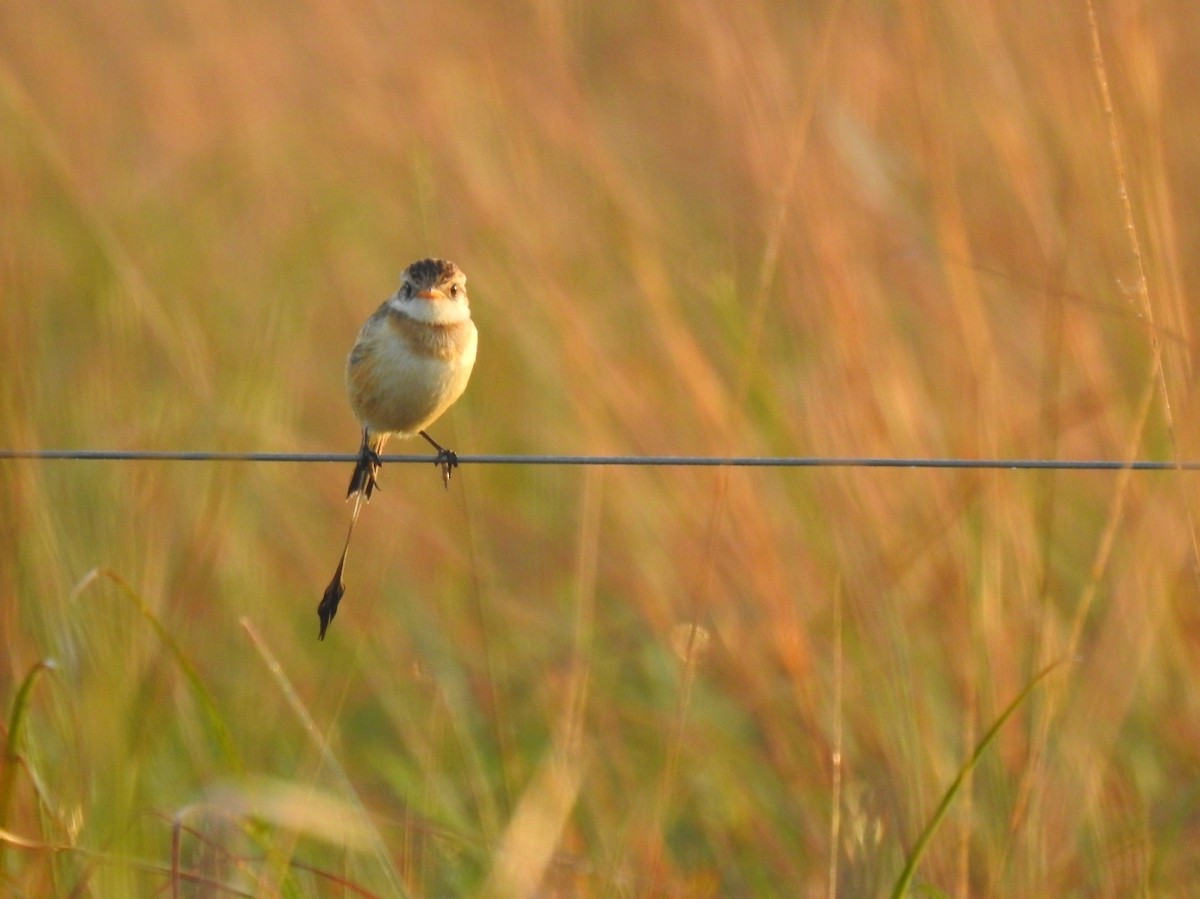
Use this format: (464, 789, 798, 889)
(318, 258, 478, 640)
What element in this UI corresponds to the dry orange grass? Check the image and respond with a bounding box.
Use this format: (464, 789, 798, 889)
(3, 0, 1200, 895)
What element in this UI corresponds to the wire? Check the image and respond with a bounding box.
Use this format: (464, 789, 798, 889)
(0, 449, 1197, 471)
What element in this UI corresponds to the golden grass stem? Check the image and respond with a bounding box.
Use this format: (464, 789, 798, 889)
(239, 618, 407, 897)
(481, 468, 599, 897)
(1085, 0, 1200, 579)
(826, 578, 844, 899)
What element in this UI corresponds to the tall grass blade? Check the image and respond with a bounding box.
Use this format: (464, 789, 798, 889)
(0, 658, 56, 871)
(890, 660, 1069, 898)
(70, 568, 243, 774)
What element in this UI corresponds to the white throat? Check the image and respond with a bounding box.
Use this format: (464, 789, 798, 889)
(389, 295, 472, 325)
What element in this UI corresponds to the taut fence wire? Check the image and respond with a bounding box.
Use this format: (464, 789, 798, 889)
(1, 449, 1198, 471)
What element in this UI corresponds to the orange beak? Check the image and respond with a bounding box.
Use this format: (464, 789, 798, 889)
(415, 289, 442, 300)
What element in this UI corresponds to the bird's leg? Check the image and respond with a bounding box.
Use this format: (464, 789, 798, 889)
(346, 428, 384, 500)
(419, 430, 458, 489)
(318, 488, 367, 640)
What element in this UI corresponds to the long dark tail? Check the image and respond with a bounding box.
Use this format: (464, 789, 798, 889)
(320, 428, 458, 639)
(319, 429, 385, 640)
(318, 486, 367, 640)
(317, 557, 346, 640)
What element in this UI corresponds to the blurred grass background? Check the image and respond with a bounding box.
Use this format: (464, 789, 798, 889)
(3, 0, 1200, 895)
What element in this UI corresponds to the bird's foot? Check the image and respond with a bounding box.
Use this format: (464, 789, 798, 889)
(419, 430, 459, 489)
(433, 447, 459, 489)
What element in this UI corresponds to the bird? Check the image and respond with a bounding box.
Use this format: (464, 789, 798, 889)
(317, 257, 478, 640)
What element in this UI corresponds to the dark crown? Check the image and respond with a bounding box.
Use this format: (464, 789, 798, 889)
(405, 258, 462, 289)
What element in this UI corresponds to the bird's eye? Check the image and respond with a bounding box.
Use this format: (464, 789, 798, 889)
(449, 284, 460, 297)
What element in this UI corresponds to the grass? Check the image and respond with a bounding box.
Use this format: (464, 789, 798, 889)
(4, 0, 1200, 894)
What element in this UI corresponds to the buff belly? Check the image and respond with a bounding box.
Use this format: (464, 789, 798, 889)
(346, 321, 477, 437)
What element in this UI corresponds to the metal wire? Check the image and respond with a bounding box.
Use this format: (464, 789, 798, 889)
(0, 449, 1197, 471)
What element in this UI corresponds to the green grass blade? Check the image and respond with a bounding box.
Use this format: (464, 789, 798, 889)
(70, 568, 244, 775)
(890, 660, 1069, 898)
(0, 658, 57, 871)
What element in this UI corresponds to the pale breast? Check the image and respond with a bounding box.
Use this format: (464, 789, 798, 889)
(346, 310, 477, 436)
